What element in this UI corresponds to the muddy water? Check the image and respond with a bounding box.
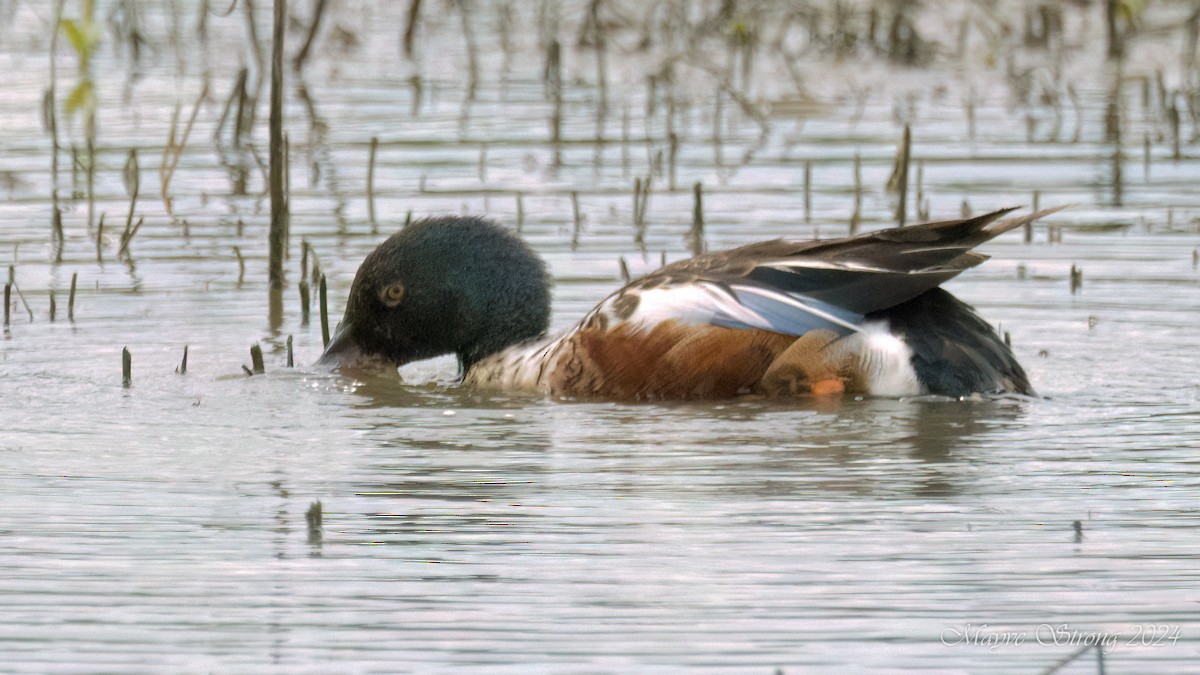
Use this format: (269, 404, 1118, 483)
(1, 1, 1199, 671)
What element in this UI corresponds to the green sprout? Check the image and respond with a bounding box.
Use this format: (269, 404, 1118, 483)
(59, 0, 99, 136)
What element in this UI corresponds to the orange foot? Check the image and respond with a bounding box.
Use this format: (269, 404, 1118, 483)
(810, 378, 846, 396)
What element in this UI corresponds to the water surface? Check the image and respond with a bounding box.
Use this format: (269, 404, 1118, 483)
(2, 1, 1199, 671)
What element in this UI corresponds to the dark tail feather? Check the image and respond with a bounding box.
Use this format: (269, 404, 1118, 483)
(876, 205, 1067, 251)
(801, 207, 1062, 274)
(873, 208, 1017, 244)
(979, 206, 1068, 241)
(871, 288, 1034, 397)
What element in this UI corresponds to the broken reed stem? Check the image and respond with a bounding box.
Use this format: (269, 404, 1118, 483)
(177, 345, 188, 374)
(305, 499, 322, 545)
(618, 256, 631, 284)
(234, 70, 252, 155)
(8, 266, 33, 322)
(1027, 190, 1040, 243)
(803, 160, 812, 224)
(668, 132, 678, 191)
(250, 342, 265, 375)
(890, 124, 911, 227)
(587, 0, 608, 119)
(303, 240, 322, 286)
(633, 177, 642, 224)
(367, 136, 378, 230)
(633, 175, 652, 249)
(1143, 132, 1151, 177)
(49, 291, 56, 322)
(1169, 96, 1181, 160)
(1070, 264, 1083, 294)
(299, 279, 311, 325)
(242, 0, 266, 118)
(547, 39, 562, 165)
(1106, 0, 1123, 59)
(3, 283, 9, 327)
(267, 0, 287, 291)
(403, 0, 422, 58)
(122, 347, 132, 387)
(688, 181, 704, 256)
(286, 334, 294, 367)
(965, 89, 976, 140)
(51, 208, 64, 263)
(70, 145, 79, 194)
(283, 134, 290, 251)
(159, 84, 207, 214)
(233, 246, 246, 284)
(96, 212, 104, 261)
(515, 192, 524, 232)
(319, 274, 330, 348)
(118, 217, 144, 257)
(86, 138, 95, 235)
(292, 0, 328, 71)
(570, 191, 581, 250)
(215, 68, 248, 147)
(705, 84, 724, 164)
(48, 0, 65, 221)
(68, 272, 77, 322)
(124, 148, 140, 242)
(916, 160, 928, 220)
(457, 0, 480, 99)
(633, 175, 651, 224)
(851, 152, 861, 235)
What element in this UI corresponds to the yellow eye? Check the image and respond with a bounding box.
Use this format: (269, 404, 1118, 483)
(380, 282, 405, 307)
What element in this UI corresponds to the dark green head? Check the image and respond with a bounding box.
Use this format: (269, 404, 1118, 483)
(319, 216, 551, 372)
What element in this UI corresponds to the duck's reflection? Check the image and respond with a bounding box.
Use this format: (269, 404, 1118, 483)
(329, 378, 1032, 545)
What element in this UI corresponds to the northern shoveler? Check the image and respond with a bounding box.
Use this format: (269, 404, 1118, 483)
(320, 208, 1055, 399)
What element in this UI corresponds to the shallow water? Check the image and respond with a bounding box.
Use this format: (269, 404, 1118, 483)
(2, 1, 1200, 672)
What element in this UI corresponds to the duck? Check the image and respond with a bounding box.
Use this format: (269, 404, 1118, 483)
(319, 208, 1055, 400)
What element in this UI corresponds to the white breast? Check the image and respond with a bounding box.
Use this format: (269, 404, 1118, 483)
(463, 334, 565, 392)
(847, 322, 923, 397)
